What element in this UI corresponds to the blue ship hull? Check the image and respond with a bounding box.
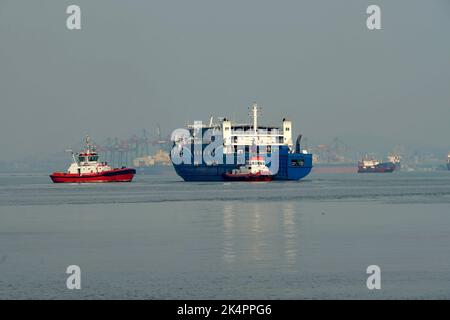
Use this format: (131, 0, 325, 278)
(172, 147, 312, 181)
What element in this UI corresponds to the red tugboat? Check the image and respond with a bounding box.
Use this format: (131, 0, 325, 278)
(50, 137, 136, 183)
(223, 157, 274, 182)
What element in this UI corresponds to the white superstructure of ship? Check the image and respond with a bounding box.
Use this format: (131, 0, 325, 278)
(179, 103, 298, 156)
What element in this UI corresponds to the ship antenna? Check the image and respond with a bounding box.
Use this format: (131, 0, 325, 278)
(65, 149, 77, 164)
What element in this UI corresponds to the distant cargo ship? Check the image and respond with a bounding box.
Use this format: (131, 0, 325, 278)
(357, 157, 396, 173)
(387, 154, 402, 171)
(50, 137, 136, 183)
(171, 103, 313, 181)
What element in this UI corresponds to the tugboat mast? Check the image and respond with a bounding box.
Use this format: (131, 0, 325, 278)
(85, 135, 95, 153)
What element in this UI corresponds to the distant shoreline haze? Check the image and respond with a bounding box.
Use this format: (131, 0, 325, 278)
(1, 0, 449, 161)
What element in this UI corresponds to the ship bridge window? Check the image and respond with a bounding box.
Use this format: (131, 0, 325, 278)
(78, 156, 86, 162)
(291, 159, 305, 167)
(88, 156, 98, 162)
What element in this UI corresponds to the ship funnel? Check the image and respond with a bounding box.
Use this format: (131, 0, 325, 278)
(295, 134, 302, 153)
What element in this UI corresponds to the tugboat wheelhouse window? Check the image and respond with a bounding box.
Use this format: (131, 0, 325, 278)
(88, 156, 99, 162)
(78, 156, 86, 162)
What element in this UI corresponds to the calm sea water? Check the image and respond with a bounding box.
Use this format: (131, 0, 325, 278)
(1, 171, 450, 299)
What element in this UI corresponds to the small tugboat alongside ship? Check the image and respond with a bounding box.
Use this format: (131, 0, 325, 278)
(357, 156, 396, 173)
(50, 137, 136, 183)
(223, 156, 274, 182)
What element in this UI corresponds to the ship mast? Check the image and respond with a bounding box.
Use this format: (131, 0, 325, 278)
(250, 103, 262, 135)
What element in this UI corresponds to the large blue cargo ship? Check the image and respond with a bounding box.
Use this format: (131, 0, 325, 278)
(170, 103, 313, 181)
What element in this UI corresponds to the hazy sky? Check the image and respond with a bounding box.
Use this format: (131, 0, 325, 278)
(1, 0, 449, 160)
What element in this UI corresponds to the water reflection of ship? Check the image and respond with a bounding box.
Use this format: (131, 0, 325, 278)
(282, 203, 297, 266)
(221, 202, 299, 268)
(223, 203, 235, 264)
